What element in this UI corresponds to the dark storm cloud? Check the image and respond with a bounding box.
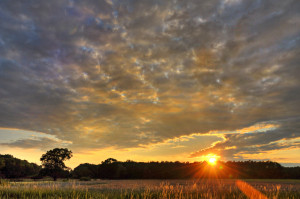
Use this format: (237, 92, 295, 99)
(0, 0, 299, 159)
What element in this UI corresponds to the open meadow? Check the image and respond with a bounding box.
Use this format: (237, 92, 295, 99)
(0, 179, 299, 199)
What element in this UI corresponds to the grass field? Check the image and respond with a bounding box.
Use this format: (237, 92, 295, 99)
(0, 179, 299, 199)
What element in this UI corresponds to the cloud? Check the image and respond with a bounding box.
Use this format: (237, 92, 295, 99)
(190, 119, 300, 159)
(0, 137, 71, 150)
(0, 0, 299, 162)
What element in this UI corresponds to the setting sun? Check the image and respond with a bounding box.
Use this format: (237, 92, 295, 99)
(208, 157, 217, 165)
(203, 154, 219, 166)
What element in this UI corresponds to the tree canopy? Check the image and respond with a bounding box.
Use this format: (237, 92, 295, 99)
(40, 148, 72, 181)
(0, 153, 299, 180)
(72, 158, 300, 180)
(0, 154, 41, 178)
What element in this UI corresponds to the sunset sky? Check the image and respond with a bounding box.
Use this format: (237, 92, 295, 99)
(0, 0, 299, 168)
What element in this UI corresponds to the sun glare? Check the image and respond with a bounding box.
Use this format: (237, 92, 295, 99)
(204, 154, 219, 166)
(208, 157, 217, 165)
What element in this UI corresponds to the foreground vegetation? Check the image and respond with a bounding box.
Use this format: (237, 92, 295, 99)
(0, 179, 299, 199)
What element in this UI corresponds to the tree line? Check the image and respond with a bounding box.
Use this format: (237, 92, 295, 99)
(0, 148, 299, 180)
(0, 154, 41, 178)
(72, 158, 300, 179)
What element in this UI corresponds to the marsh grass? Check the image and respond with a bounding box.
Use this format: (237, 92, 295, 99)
(0, 179, 299, 199)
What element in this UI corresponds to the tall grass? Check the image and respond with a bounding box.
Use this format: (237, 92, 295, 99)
(0, 179, 10, 187)
(0, 179, 299, 199)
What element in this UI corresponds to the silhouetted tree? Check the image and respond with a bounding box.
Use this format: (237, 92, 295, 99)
(0, 154, 40, 178)
(102, 158, 117, 164)
(72, 163, 98, 179)
(40, 148, 72, 181)
(71, 160, 298, 180)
